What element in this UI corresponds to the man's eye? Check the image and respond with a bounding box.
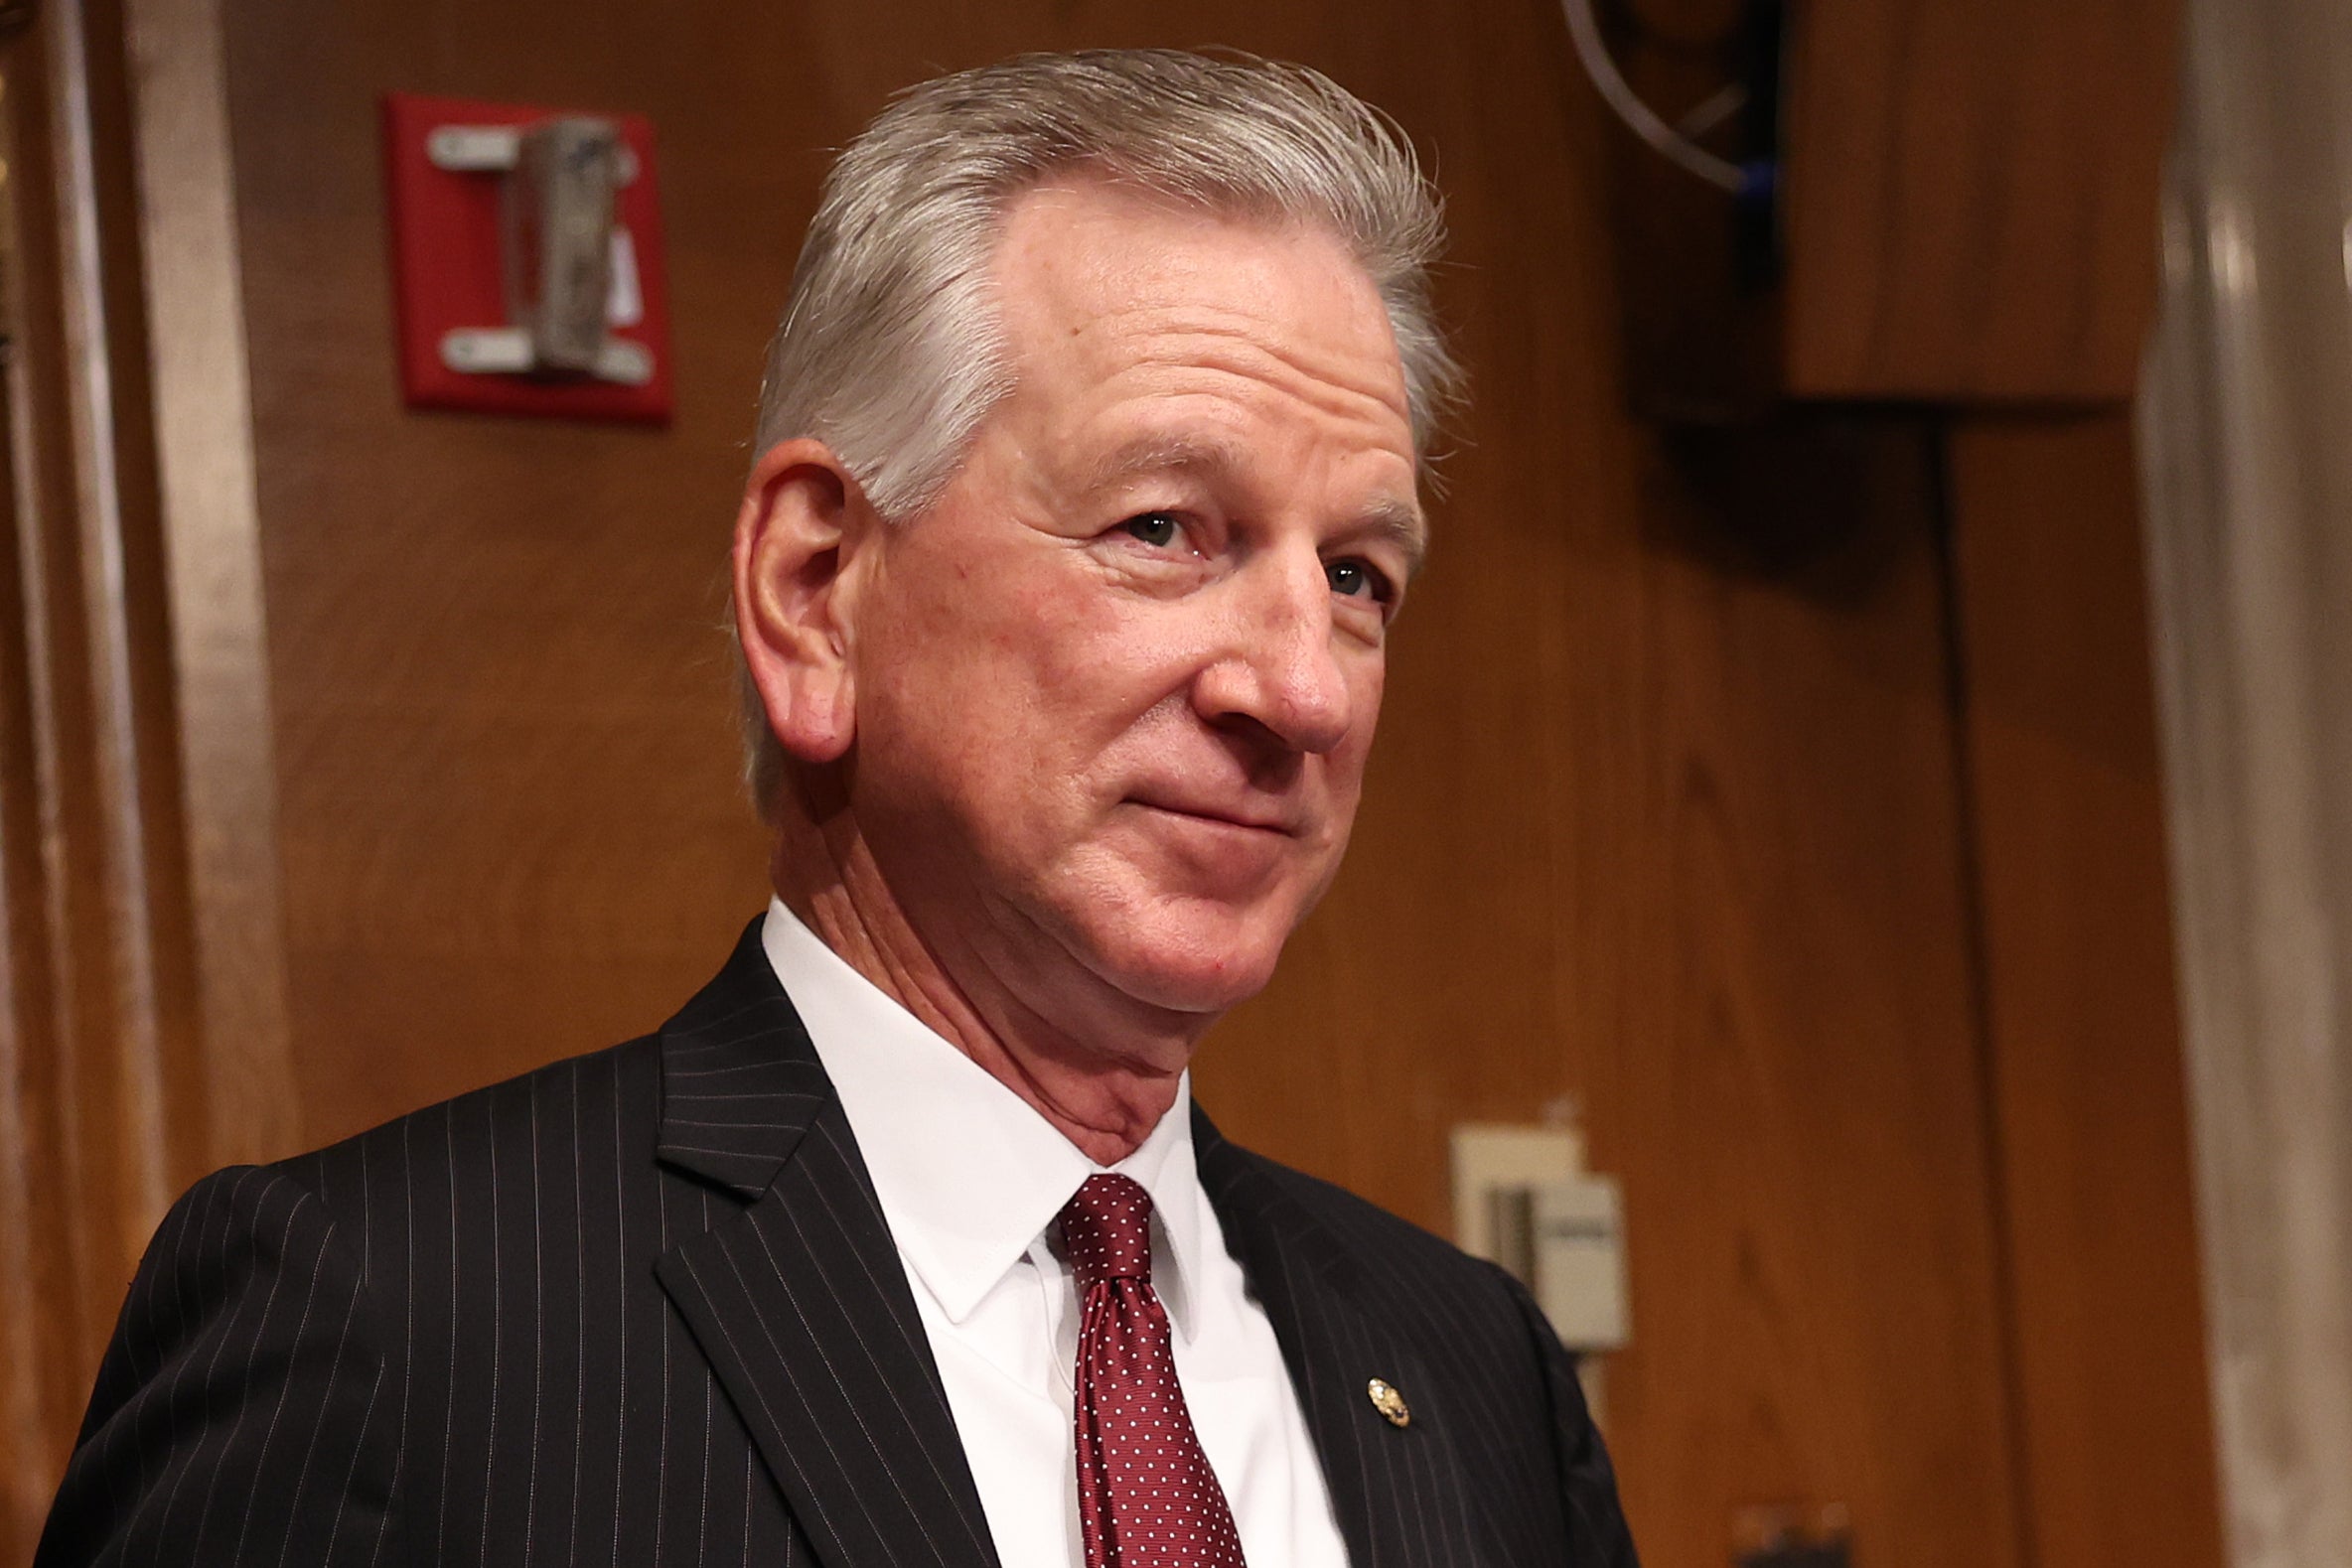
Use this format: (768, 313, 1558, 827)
(1326, 558, 1393, 602)
(1122, 512, 1182, 548)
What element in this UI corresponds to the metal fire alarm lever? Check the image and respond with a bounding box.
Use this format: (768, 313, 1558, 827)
(427, 117, 653, 386)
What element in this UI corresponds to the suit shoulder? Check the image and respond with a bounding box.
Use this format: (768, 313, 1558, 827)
(273, 1031, 666, 1219)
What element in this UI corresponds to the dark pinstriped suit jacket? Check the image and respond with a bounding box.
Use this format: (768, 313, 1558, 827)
(37, 921, 1637, 1567)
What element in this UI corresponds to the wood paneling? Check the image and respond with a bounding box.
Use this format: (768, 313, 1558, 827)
(1, 0, 177, 1513)
(1606, 0, 1784, 424)
(120, 0, 298, 1172)
(1951, 415, 2225, 1568)
(224, 4, 784, 1145)
(1785, 0, 2177, 401)
(0, 1, 300, 1557)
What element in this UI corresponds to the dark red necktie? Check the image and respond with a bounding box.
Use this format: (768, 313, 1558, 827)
(1060, 1173, 1249, 1568)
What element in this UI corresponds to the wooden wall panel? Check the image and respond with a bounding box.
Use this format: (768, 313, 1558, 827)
(1951, 415, 2225, 1568)
(225, 7, 782, 1145)
(1785, 0, 2177, 401)
(0, 0, 303, 1555)
(1531, 418, 2020, 1568)
(121, 0, 299, 1174)
(0, 27, 131, 1561)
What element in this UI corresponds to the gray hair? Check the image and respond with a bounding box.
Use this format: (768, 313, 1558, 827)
(739, 48, 1461, 813)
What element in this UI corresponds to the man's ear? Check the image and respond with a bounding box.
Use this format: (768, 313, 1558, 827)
(732, 438, 875, 765)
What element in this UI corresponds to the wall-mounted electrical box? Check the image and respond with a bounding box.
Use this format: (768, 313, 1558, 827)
(1734, 1503, 1853, 1568)
(381, 91, 672, 423)
(1450, 1122, 1631, 1417)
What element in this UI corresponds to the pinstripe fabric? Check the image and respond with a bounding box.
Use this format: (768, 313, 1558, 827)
(38, 920, 1636, 1568)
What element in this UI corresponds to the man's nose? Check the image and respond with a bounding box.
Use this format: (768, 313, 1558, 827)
(1192, 551, 1354, 755)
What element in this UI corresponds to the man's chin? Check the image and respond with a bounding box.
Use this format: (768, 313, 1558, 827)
(1075, 907, 1291, 1018)
(1116, 961, 1279, 1018)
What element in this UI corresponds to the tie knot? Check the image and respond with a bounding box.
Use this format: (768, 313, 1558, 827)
(1059, 1173, 1155, 1290)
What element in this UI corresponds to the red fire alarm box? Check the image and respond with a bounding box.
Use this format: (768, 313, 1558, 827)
(382, 91, 673, 423)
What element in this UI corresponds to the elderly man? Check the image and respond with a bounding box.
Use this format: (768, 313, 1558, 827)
(38, 50, 1635, 1568)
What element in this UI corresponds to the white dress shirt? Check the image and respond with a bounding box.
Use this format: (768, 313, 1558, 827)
(760, 899, 1351, 1568)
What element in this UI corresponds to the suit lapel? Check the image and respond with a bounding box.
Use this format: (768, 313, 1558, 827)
(1195, 1106, 1496, 1568)
(652, 923, 1001, 1568)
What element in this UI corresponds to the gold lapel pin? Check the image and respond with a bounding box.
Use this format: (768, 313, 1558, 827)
(1366, 1377, 1411, 1428)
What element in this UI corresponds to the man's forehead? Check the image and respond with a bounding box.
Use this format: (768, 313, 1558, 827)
(988, 180, 1415, 429)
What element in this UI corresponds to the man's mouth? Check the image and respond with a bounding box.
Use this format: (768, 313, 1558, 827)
(1127, 796, 1299, 836)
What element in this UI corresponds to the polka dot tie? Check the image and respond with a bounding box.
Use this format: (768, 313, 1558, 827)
(1060, 1173, 1249, 1568)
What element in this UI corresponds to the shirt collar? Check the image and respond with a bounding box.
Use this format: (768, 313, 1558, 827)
(759, 898, 1209, 1336)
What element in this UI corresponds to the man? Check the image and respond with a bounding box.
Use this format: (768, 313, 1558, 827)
(38, 50, 1636, 1568)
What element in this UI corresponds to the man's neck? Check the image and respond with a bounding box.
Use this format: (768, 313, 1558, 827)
(772, 837, 1204, 1166)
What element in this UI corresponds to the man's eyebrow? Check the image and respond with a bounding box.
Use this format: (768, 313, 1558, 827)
(1081, 434, 1430, 576)
(1077, 433, 1250, 494)
(1355, 498, 1431, 580)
